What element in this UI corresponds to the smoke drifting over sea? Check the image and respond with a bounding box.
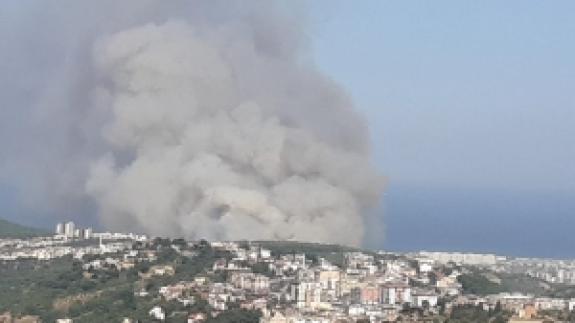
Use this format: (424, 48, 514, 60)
(0, 1, 381, 246)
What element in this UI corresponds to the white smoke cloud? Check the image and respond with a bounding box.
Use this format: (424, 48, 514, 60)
(0, 1, 381, 246)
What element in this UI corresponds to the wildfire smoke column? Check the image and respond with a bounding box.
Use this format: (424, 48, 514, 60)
(0, 1, 382, 246)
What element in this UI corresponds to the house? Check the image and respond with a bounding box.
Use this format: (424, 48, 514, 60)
(260, 248, 272, 259)
(229, 272, 270, 294)
(149, 306, 165, 321)
(436, 275, 462, 296)
(150, 265, 175, 276)
(178, 296, 195, 306)
(518, 304, 538, 319)
(348, 304, 366, 316)
(412, 290, 439, 308)
(135, 289, 149, 297)
(381, 282, 412, 305)
(14, 316, 42, 323)
(140, 265, 175, 278)
(240, 298, 267, 311)
(210, 298, 227, 311)
(159, 285, 184, 300)
(360, 284, 380, 304)
(213, 259, 227, 271)
(418, 260, 434, 273)
(187, 313, 206, 323)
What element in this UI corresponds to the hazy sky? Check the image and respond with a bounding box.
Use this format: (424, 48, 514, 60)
(307, 1, 575, 256)
(309, 0, 574, 192)
(1, 1, 574, 256)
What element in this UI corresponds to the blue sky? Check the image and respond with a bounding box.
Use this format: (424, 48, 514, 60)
(308, 1, 575, 256)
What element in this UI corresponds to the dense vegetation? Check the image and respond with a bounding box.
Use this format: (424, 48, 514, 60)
(458, 268, 551, 296)
(446, 304, 509, 323)
(548, 285, 575, 299)
(0, 217, 48, 238)
(0, 257, 102, 321)
(207, 308, 261, 323)
(457, 272, 502, 295)
(0, 240, 235, 321)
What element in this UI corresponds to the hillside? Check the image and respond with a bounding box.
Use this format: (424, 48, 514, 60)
(458, 267, 553, 296)
(0, 218, 48, 238)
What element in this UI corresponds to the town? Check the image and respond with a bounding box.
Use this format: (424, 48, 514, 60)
(1, 223, 575, 322)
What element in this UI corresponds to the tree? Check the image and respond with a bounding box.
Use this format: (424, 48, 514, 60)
(494, 301, 502, 313)
(172, 238, 187, 246)
(198, 239, 211, 249)
(457, 272, 502, 295)
(251, 263, 274, 277)
(207, 309, 261, 323)
(238, 240, 250, 250)
(152, 237, 172, 248)
(492, 315, 507, 323)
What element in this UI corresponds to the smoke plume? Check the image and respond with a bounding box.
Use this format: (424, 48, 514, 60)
(0, 1, 381, 246)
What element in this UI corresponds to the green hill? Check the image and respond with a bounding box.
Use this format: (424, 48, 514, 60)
(0, 218, 48, 238)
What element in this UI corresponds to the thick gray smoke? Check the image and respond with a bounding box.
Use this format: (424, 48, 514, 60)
(0, 1, 381, 246)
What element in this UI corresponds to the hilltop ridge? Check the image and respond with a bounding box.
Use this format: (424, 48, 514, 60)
(0, 217, 47, 238)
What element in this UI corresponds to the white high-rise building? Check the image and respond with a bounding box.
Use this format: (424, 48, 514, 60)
(81, 228, 93, 239)
(64, 221, 75, 238)
(55, 223, 64, 235)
